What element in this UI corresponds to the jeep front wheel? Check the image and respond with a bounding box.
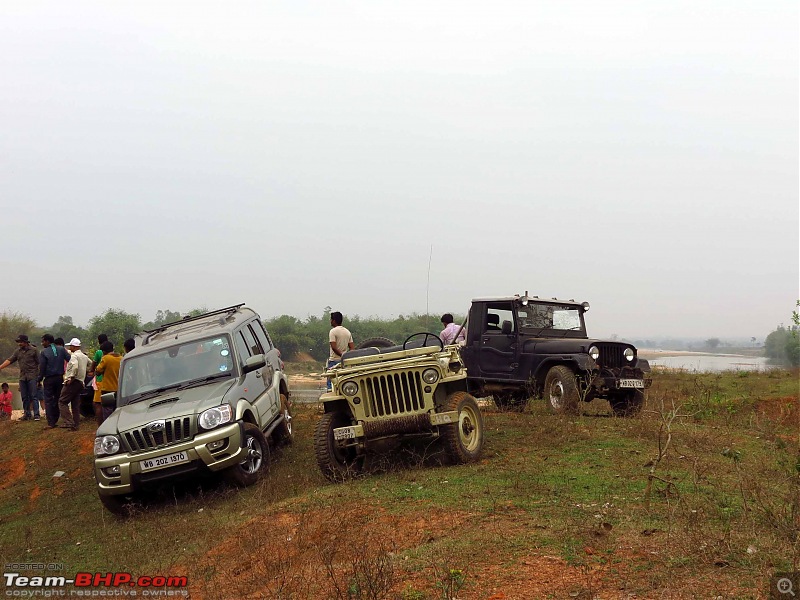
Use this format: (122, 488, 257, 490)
(224, 423, 268, 487)
(442, 392, 484, 464)
(609, 389, 644, 417)
(544, 366, 580, 415)
(314, 411, 364, 482)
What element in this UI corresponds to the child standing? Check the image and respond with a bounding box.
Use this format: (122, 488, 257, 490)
(0, 382, 12, 419)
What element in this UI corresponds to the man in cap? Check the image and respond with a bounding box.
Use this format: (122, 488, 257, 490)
(58, 338, 89, 431)
(0, 334, 42, 420)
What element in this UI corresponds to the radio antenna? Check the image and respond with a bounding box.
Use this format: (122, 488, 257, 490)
(426, 244, 433, 330)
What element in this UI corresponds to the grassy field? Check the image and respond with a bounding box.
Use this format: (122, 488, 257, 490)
(0, 368, 797, 599)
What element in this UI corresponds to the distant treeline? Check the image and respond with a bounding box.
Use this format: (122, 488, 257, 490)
(0, 308, 461, 364)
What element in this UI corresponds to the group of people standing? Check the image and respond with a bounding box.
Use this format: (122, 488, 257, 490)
(0, 333, 133, 431)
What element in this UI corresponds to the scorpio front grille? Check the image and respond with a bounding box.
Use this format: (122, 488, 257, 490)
(123, 417, 193, 453)
(361, 371, 425, 418)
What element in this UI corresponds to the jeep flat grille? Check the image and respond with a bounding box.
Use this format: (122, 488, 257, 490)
(362, 371, 425, 418)
(123, 417, 193, 453)
(597, 344, 626, 369)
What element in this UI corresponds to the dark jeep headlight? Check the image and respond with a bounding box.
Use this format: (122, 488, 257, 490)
(624, 348, 635, 362)
(588, 345, 600, 360)
(341, 381, 359, 396)
(422, 369, 440, 384)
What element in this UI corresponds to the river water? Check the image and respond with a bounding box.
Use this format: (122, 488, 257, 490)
(648, 354, 777, 373)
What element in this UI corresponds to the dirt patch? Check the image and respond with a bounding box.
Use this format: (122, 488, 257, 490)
(0, 456, 26, 490)
(292, 351, 317, 363)
(756, 395, 798, 425)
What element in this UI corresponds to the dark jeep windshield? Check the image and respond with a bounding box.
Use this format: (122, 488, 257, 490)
(517, 304, 585, 336)
(119, 335, 235, 404)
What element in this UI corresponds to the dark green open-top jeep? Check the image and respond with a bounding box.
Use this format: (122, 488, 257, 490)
(460, 293, 652, 415)
(316, 334, 484, 481)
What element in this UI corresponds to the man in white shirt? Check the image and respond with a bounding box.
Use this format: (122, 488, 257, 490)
(440, 314, 466, 345)
(58, 338, 89, 431)
(327, 311, 355, 391)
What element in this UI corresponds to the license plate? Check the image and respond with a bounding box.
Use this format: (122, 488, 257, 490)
(619, 379, 645, 389)
(431, 413, 453, 425)
(140, 451, 189, 472)
(333, 426, 357, 441)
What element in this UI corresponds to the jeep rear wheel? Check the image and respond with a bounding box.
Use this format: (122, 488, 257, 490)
(609, 389, 645, 417)
(224, 423, 268, 487)
(544, 366, 580, 415)
(272, 393, 293, 445)
(442, 392, 484, 464)
(314, 411, 364, 482)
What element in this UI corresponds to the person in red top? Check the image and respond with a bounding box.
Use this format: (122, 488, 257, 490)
(0, 382, 12, 418)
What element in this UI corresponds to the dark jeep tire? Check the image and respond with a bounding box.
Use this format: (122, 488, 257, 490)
(314, 411, 364, 482)
(272, 393, 293, 445)
(356, 337, 396, 350)
(544, 366, 581, 415)
(609, 389, 645, 417)
(442, 392, 484, 464)
(224, 423, 268, 487)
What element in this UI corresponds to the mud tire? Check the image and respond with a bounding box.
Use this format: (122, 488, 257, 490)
(441, 392, 484, 464)
(98, 492, 132, 516)
(544, 366, 581, 415)
(314, 411, 364, 482)
(356, 337, 396, 350)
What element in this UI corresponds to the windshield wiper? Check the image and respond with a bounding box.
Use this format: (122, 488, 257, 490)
(558, 326, 583, 337)
(177, 372, 232, 391)
(532, 324, 554, 336)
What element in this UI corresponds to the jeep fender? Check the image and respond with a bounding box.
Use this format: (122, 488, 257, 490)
(533, 355, 596, 384)
(635, 358, 651, 373)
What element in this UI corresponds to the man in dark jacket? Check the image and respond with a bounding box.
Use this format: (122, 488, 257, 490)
(38, 333, 71, 429)
(0, 334, 41, 420)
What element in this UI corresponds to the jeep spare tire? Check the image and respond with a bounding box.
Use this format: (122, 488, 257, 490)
(356, 337, 396, 350)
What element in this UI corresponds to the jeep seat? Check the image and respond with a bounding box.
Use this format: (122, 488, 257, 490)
(342, 337, 442, 365)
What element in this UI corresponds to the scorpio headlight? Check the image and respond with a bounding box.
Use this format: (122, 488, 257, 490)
(94, 435, 121, 457)
(199, 404, 233, 430)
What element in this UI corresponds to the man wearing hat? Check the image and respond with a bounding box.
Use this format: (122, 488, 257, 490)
(58, 338, 89, 431)
(0, 334, 42, 420)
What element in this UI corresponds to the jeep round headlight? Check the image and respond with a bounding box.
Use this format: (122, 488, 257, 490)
(94, 435, 121, 457)
(624, 348, 635, 362)
(588, 345, 600, 360)
(199, 404, 233, 430)
(422, 369, 440, 384)
(341, 381, 359, 396)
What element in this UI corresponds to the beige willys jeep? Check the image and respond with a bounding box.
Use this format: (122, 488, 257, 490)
(314, 333, 484, 481)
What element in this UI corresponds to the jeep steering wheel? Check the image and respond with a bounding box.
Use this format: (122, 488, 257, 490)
(402, 332, 444, 352)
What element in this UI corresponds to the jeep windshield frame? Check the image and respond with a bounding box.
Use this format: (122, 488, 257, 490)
(516, 302, 588, 338)
(118, 334, 237, 406)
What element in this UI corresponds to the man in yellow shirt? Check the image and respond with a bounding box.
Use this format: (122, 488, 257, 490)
(94, 341, 122, 425)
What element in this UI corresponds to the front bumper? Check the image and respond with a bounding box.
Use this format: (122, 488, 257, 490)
(95, 421, 246, 496)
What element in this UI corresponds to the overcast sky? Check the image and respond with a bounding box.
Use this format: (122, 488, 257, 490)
(1, 1, 797, 341)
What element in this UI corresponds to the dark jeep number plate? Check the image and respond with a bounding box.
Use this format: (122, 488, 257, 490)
(140, 451, 189, 472)
(619, 379, 645, 389)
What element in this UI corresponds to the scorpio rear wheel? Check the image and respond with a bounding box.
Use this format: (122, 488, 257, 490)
(272, 393, 293, 445)
(544, 366, 581, 415)
(224, 423, 268, 487)
(314, 411, 364, 482)
(442, 392, 484, 464)
(609, 389, 645, 417)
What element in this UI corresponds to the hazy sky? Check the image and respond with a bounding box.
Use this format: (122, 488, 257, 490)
(1, 1, 797, 340)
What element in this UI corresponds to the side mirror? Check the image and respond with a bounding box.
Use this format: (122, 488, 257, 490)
(242, 353, 267, 374)
(100, 392, 117, 409)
